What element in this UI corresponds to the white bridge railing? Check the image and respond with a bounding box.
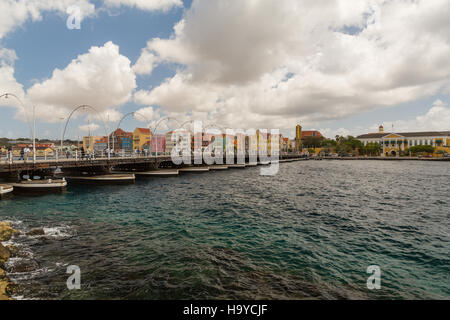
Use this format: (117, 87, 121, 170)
(2, 150, 293, 165)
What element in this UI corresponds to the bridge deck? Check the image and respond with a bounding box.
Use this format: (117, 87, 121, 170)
(0, 156, 172, 172)
(0, 154, 298, 173)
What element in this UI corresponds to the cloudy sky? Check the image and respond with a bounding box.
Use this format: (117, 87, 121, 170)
(0, 0, 449, 140)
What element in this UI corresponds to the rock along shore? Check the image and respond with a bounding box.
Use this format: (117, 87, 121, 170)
(0, 221, 20, 300)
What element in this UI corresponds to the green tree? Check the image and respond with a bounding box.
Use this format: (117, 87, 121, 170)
(303, 136, 324, 148)
(361, 142, 381, 156)
(406, 145, 435, 155)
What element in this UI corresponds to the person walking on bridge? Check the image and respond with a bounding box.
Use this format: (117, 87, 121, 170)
(24, 146, 30, 161)
(81, 147, 85, 160)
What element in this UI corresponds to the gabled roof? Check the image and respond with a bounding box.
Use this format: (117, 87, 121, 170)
(135, 128, 151, 135)
(356, 133, 386, 139)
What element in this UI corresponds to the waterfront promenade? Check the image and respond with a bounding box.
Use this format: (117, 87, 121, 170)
(1, 154, 448, 175)
(0, 153, 304, 179)
(322, 156, 450, 161)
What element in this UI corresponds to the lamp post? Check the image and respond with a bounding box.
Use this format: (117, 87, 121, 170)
(33, 105, 36, 163)
(107, 113, 111, 159)
(60, 117, 65, 158)
(1, 93, 36, 163)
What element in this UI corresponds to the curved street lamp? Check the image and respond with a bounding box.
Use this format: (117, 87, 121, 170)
(0, 93, 36, 163)
(62, 105, 110, 158)
(115, 112, 151, 154)
(152, 116, 181, 156)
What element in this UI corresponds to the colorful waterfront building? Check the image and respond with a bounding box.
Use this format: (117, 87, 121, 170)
(121, 136, 133, 152)
(281, 137, 290, 152)
(166, 129, 191, 155)
(246, 131, 259, 155)
(295, 124, 302, 152)
(133, 128, 151, 151)
(151, 134, 166, 154)
(256, 130, 269, 155)
(301, 130, 323, 139)
(235, 132, 246, 155)
(222, 133, 236, 155)
(12, 143, 55, 157)
(357, 125, 450, 157)
(203, 131, 224, 155)
(82, 136, 108, 153)
(110, 128, 133, 152)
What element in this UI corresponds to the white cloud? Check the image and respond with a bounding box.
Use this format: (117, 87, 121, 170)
(319, 128, 352, 139)
(0, 1, 96, 124)
(0, 0, 95, 39)
(389, 100, 450, 133)
(78, 122, 100, 132)
(133, 49, 159, 76)
(134, 106, 159, 122)
(27, 41, 136, 123)
(102, 0, 182, 12)
(322, 100, 450, 138)
(0, 48, 26, 111)
(134, 0, 450, 130)
(98, 109, 123, 123)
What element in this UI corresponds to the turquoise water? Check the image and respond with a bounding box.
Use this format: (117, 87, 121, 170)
(1, 160, 449, 299)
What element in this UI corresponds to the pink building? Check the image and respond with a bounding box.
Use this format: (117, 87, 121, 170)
(151, 134, 166, 154)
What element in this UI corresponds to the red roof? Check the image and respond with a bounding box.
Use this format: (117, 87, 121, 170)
(301, 130, 323, 138)
(111, 128, 133, 138)
(112, 128, 131, 135)
(135, 128, 151, 135)
(15, 143, 54, 148)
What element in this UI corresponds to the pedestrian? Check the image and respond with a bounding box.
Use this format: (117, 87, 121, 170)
(66, 150, 70, 159)
(81, 147, 85, 160)
(24, 147, 30, 161)
(19, 148, 25, 160)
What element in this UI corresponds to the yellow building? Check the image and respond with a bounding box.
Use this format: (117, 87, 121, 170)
(133, 128, 151, 151)
(295, 124, 302, 152)
(12, 143, 55, 158)
(256, 130, 268, 155)
(82, 136, 107, 153)
(357, 125, 450, 157)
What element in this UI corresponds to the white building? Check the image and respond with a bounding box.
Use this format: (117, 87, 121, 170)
(357, 125, 450, 156)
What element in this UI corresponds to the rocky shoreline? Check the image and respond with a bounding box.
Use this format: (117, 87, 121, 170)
(0, 221, 20, 300)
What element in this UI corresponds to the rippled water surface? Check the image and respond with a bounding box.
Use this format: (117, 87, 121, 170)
(1, 160, 449, 299)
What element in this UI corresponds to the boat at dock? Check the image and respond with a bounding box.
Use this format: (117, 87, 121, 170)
(179, 167, 210, 173)
(0, 184, 13, 198)
(209, 165, 228, 170)
(227, 164, 246, 168)
(134, 170, 179, 177)
(65, 174, 135, 184)
(10, 178, 67, 193)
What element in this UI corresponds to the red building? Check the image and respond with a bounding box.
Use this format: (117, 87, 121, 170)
(301, 130, 323, 139)
(110, 128, 133, 151)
